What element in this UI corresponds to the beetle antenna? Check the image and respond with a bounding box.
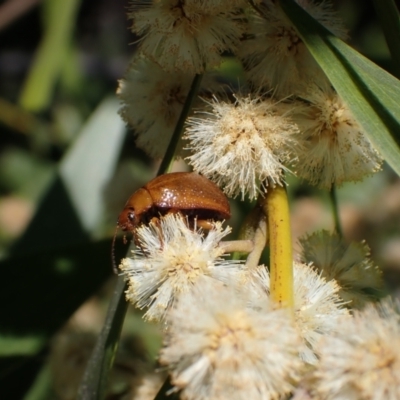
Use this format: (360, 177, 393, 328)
(111, 225, 120, 274)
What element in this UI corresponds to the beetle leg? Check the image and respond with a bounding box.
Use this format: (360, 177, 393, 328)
(149, 216, 161, 224)
(196, 219, 216, 231)
(149, 216, 165, 250)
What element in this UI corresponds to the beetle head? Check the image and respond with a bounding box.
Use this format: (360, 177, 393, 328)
(118, 206, 137, 232)
(113, 206, 138, 274)
(117, 187, 154, 232)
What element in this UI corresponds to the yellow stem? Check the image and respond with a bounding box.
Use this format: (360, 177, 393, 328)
(263, 185, 294, 310)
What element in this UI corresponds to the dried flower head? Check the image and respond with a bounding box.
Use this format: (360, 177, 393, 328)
(293, 85, 383, 188)
(312, 299, 400, 399)
(128, 0, 245, 73)
(119, 214, 243, 321)
(159, 281, 304, 400)
(239, 0, 347, 96)
(249, 262, 349, 364)
(299, 230, 384, 309)
(187, 0, 247, 14)
(185, 95, 302, 200)
(117, 56, 193, 158)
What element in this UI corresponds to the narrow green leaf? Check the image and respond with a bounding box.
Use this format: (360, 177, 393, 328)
(157, 73, 203, 175)
(280, 0, 400, 177)
(19, 0, 81, 111)
(75, 72, 203, 400)
(77, 67, 205, 400)
(328, 39, 400, 142)
(77, 275, 128, 400)
(76, 74, 204, 400)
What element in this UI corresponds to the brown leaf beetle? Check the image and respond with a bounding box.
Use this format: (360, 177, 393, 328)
(112, 172, 231, 271)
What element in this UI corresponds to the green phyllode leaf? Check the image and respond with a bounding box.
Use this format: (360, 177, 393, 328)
(280, 0, 400, 177)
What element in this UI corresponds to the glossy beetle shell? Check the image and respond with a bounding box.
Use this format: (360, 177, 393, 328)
(118, 172, 231, 231)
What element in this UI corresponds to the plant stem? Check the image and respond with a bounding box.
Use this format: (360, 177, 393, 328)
(79, 74, 203, 398)
(157, 73, 203, 176)
(219, 239, 254, 254)
(244, 214, 268, 270)
(329, 184, 343, 237)
(262, 185, 294, 309)
(150, 73, 203, 399)
(77, 274, 129, 399)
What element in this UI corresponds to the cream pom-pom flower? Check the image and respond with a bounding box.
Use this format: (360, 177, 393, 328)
(311, 299, 400, 399)
(248, 263, 349, 364)
(238, 0, 347, 96)
(185, 94, 303, 200)
(293, 85, 383, 188)
(128, 0, 246, 73)
(119, 214, 244, 322)
(159, 281, 304, 400)
(117, 56, 193, 159)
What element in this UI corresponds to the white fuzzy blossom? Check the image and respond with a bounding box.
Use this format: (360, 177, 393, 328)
(239, 0, 347, 96)
(293, 85, 383, 188)
(185, 95, 303, 200)
(160, 281, 304, 400)
(128, 0, 246, 73)
(299, 230, 384, 309)
(119, 214, 244, 321)
(292, 263, 349, 363)
(311, 300, 400, 399)
(117, 56, 192, 158)
(249, 262, 349, 364)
